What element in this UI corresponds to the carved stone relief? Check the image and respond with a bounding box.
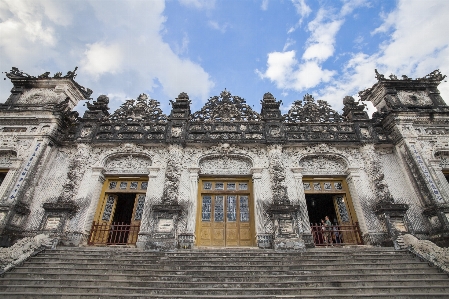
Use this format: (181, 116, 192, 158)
(298, 155, 347, 175)
(199, 155, 252, 175)
(0, 151, 16, 168)
(397, 90, 433, 106)
(18, 88, 66, 105)
(104, 154, 152, 174)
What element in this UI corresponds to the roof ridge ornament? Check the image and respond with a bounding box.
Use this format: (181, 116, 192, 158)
(108, 93, 167, 122)
(284, 94, 344, 123)
(191, 89, 260, 122)
(374, 69, 446, 82)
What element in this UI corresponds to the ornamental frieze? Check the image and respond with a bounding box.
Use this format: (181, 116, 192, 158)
(298, 154, 347, 175)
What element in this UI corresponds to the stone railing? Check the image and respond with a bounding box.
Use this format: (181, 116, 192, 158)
(0, 234, 54, 274)
(398, 234, 449, 273)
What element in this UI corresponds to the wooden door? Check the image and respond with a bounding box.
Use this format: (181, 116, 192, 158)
(197, 180, 254, 247)
(128, 194, 145, 244)
(333, 194, 356, 243)
(93, 194, 118, 244)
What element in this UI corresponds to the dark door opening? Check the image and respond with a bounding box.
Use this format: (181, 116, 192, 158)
(305, 194, 338, 225)
(112, 193, 136, 224)
(108, 193, 136, 244)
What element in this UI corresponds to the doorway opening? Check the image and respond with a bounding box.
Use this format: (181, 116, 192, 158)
(111, 193, 136, 224)
(306, 194, 338, 225)
(88, 177, 148, 246)
(303, 178, 363, 246)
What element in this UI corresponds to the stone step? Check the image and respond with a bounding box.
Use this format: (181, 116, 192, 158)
(10, 266, 441, 276)
(16, 260, 432, 271)
(2, 284, 449, 296)
(5, 271, 448, 282)
(1, 277, 447, 288)
(27, 256, 416, 266)
(2, 293, 449, 299)
(34, 253, 414, 262)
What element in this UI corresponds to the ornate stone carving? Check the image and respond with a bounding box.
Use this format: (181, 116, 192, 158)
(191, 90, 260, 122)
(199, 155, 252, 175)
(104, 154, 152, 174)
(361, 145, 394, 203)
(285, 94, 343, 123)
(268, 146, 289, 205)
(0, 151, 16, 168)
(5, 67, 92, 98)
(161, 145, 183, 205)
(18, 88, 66, 105)
(109, 93, 167, 122)
(298, 155, 347, 175)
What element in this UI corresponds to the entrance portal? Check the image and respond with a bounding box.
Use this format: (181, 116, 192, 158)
(306, 194, 338, 225)
(303, 178, 363, 246)
(88, 177, 148, 245)
(196, 178, 255, 247)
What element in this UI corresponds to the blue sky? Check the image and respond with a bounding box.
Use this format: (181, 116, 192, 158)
(1, 0, 448, 116)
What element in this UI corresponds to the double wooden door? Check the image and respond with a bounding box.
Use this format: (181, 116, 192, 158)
(197, 179, 254, 247)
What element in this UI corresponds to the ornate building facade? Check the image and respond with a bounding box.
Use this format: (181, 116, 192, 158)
(0, 67, 448, 250)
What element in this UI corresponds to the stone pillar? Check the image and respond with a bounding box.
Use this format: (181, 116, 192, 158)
(82, 167, 105, 235)
(136, 166, 160, 248)
(346, 168, 370, 242)
(405, 142, 449, 245)
(179, 167, 199, 249)
(251, 168, 270, 248)
(290, 167, 314, 248)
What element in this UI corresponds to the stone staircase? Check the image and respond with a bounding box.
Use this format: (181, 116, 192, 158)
(0, 246, 448, 298)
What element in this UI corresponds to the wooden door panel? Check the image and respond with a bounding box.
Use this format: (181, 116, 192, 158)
(93, 194, 117, 244)
(128, 194, 144, 244)
(333, 195, 355, 244)
(212, 228, 225, 246)
(199, 222, 211, 246)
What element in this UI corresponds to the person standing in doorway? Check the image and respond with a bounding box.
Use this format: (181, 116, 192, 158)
(324, 216, 332, 246)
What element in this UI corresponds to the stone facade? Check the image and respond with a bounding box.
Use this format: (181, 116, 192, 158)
(0, 67, 448, 249)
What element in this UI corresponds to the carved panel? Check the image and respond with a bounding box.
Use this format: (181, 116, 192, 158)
(0, 151, 16, 168)
(397, 90, 433, 106)
(199, 155, 252, 175)
(104, 154, 151, 174)
(18, 88, 66, 105)
(299, 155, 347, 175)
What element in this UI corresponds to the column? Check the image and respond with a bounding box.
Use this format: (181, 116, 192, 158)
(186, 167, 200, 233)
(81, 166, 105, 233)
(345, 168, 370, 239)
(136, 166, 160, 249)
(290, 168, 309, 233)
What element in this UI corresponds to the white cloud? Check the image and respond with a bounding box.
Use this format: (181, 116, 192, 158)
(80, 43, 123, 79)
(0, 0, 214, 109)
(259, 6, 342, 93)
(261, 0, 269, 11)
(283, 38, 296, 51)
(257, 51, 335, 91)
(208, 20, 229, 33)
(316, 0, 449, 111)
(179, 0, 215, 10)
(287, 0, 312, 33)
